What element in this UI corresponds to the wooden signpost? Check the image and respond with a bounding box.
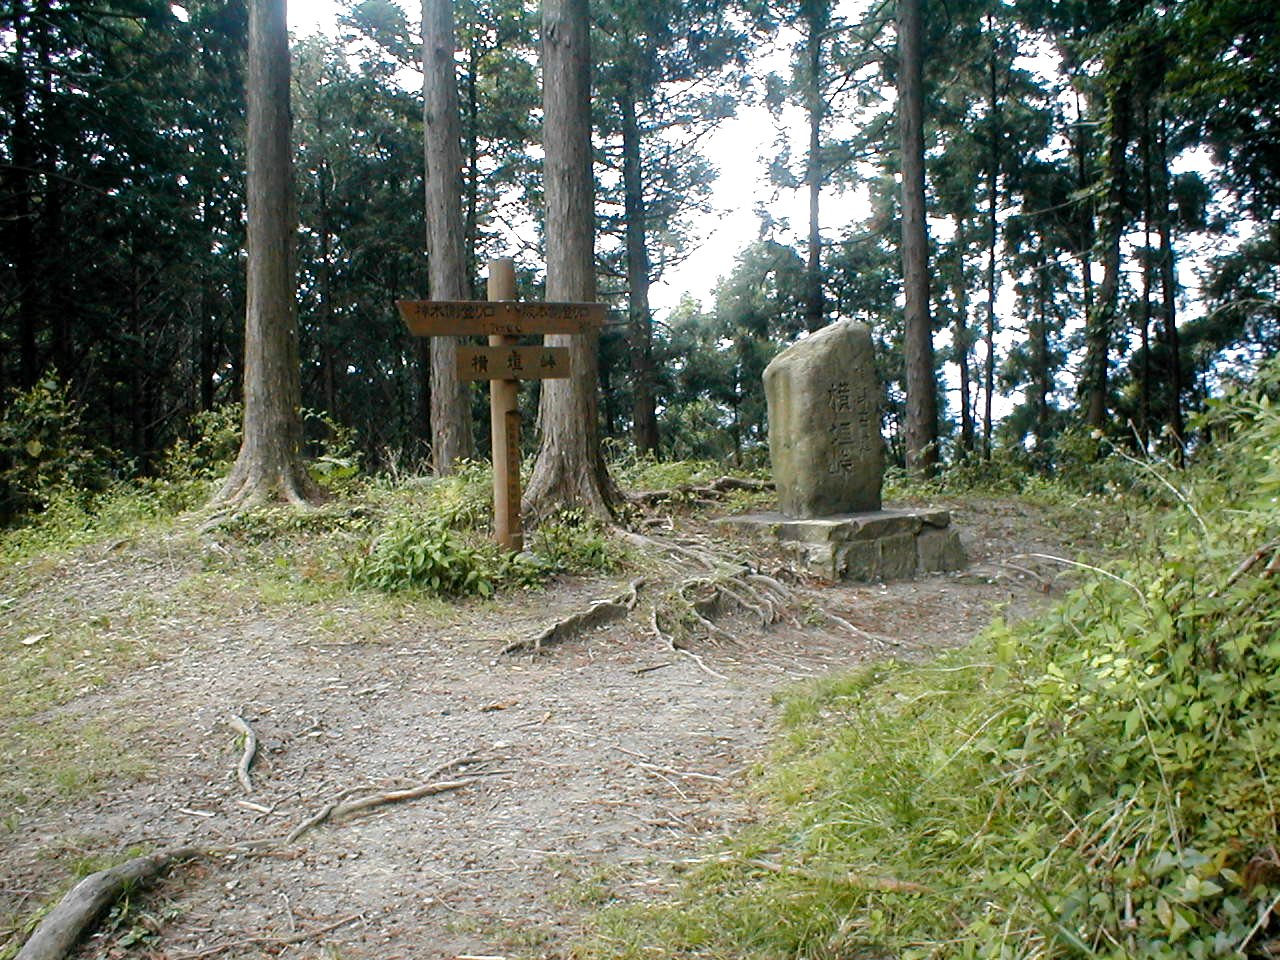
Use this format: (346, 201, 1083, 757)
(397, 258, 607, 552)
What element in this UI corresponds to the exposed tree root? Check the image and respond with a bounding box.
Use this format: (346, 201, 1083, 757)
(629, 475, 773, 508)
(650, 606, 727, 681)
(819, 610, 901, 650)
(501, 578, 645, 654)
(227, 714, 258, 793)
(15, 847, 205, 960)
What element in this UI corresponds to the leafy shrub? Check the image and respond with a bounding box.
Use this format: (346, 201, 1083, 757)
(304, 408, 362, 493)
(0, 377, 110, 520)
(160, 404, 243, 484)
(348, 516, 505, 597)
(529, 508, 624, 574)
(581, 364, 1280, 960)
(412, 459, 494, 530)
(153, 404, 244, 511)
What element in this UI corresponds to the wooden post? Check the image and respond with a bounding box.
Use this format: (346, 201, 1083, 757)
(396, 265, 603, 553)
(487, 259, 522, 552)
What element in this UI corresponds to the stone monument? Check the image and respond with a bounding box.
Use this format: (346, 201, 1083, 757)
(722, 320, 965, 582)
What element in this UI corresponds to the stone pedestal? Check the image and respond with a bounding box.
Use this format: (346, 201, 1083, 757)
(719, 508, 966, 582)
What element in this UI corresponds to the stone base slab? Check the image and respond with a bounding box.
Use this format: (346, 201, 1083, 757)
(718, 508, 966, 582)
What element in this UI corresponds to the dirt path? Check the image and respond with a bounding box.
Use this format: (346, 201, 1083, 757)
(0, 497, 1090, 959)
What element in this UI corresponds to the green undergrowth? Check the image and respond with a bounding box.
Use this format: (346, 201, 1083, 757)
(579, 377, 1280, 958)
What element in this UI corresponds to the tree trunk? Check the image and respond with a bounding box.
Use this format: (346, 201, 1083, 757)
(897, 0, 938, 475)
(318, 156, 337, 416)
(524, 0, 617, 520)
(1138, 98, 1153, 446)
(950, 217, 974, 457)
(214, 0, 316, 508)
(1156, 108, 1183, 447)
(803, 0, 826, 333)
(1031, 245, 1051, 454)
(1073, 88, 1095, 358)
(620, 77, 659, 455)
(423, 0, 475, 474)
(982, 24, 999, 460)
(463, 39, 482, 292)
(1082, 73, 1133, 431)
(9, 0, 39, 387)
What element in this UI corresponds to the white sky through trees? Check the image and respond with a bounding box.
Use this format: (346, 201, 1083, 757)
(285, 0, 854, 314)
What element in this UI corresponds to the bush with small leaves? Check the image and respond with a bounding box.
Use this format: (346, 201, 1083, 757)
(347, 517, 503, 597)
(0, 377, 110, 521)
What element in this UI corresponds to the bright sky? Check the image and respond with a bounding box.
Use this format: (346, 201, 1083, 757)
(285, 0, 864, 313)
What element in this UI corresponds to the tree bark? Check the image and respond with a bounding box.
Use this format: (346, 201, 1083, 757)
(1081, 72, 1133, 431)
(9, 0, 39, 387)
(1073, 87, 1095, 362)
(620, 76, 659, 454)
(897, 0, 938, 475)
(803, 0, 827, 333)
(423, 0, 475, 474)
(524, 0, 617, 520)
(982, 21, 999, 459)
(214, 0, 316, 508)
(1156, 107, 1183, 447)
(1031, 245, 1051, 454)
(949, 217, 974, 456)
(1138, 97, 1153, 446)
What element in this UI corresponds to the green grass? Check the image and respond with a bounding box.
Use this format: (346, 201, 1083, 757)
(578, 380, 1280, 959)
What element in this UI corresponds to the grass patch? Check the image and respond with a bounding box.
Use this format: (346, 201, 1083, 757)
(579, 376, 1280, 958)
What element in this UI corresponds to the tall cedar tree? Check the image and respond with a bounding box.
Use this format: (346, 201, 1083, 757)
(897, 0, 939, 474)
(215, 0, 317, 507)
(423, 0, 475, 473)
(523, 0, 618, 519)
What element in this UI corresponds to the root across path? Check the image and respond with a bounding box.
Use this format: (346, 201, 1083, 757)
(0, 498, 1083, 959)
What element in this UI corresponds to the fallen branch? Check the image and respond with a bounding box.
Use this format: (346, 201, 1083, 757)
(629, 475, 773, 508)
(172, 912, 361, 960)
(501, 578, 645, 655)
(227, 714, 258, 793)
(285, 755, 486, 844)
(16, 846, 205, 960)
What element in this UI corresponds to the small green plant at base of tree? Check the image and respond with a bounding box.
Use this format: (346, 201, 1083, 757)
(347, 516, 506, 597)
(529, 508, 625, 574)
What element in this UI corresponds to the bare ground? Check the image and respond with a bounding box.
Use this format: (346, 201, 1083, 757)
(0, 496, 1102, 959)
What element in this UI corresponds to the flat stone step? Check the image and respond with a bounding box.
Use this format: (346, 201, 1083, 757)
(719, 508, 966, 582)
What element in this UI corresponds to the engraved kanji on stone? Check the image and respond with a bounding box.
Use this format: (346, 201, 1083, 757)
(827, 381, 852, 412)
(506, 350, 524, 373)
(470, 354, 489, 374)
(831, 420, 859, 445)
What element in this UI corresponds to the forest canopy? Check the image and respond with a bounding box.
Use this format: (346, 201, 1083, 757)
(1, 0, 1277, 513)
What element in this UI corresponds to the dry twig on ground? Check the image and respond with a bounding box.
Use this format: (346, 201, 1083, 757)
(171, 912, 362, 959)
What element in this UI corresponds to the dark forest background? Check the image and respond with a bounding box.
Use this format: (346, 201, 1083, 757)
(2, 0, 1276, 497)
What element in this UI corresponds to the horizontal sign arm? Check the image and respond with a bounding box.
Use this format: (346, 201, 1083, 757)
(398, 299, 607, 337)
(457, 346, 571, 381)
